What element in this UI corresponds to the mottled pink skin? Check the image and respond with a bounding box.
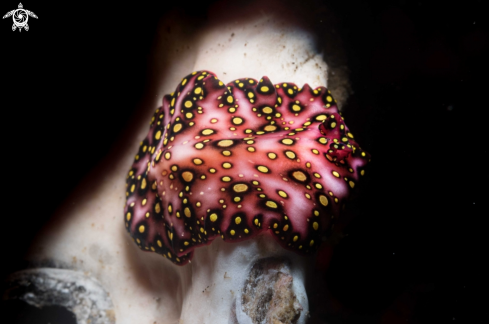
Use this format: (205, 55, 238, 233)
(124, 71, 369, 265)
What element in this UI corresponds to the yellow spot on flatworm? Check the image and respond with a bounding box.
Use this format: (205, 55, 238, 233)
(232, 117, 243, 125)
(257, 166, 269, 173)
(331, 122, 337, 128)
(262, 107, 273, 114)
(139, 225, 145, 233)
(261, 86, 269, 92)
(126, 212, 131, 221)
(157, 240, 162, 247)
(283, 225, 289, 231)
(268, 153, 277, 159)
(218, 140, 234, 147)
(155, 203, 161, 213)
(142, 199, 147, 206)
(141, 178, 147, 189)
(278, 190, 288, 198)
(245, 229, 249, 234)
(349, 181, 355, 188)
(227, 96, 233, 103)
(230, 230, 236, 235)
(173, 124, 183, 133)
(223, 162, 232, 169)
(292, 104, 301, 112)
(281, 139, 294, 145)
(266, 201, 278, 208)
(155, 130, 162, 140)
(235, 217, 242, 225)
(313, 222, 319, 230)
(210, 213, 218, 222)
(184, 101, 192, 108)
(194, 87, 202, 94)
(195, 143, 204, 149)
(326, 95, 333, 102)
(292, 171, 307, 181)
(222, 176, 231, 182)
(233, 184, 248, 192)
(193, 158, 203, 165)
(285, 151, 296, 159)
(202, 129, 214, 135)
(310, 240, 314, 246)
(254, 219, 259, 226)
(182, 171, 193, 182)
(332, 171, 340, 178)
(165, 152, 171, 160)
(184, 207, 191, 218)
(293, 236, 298, 242)
(319, 195, 329, 206)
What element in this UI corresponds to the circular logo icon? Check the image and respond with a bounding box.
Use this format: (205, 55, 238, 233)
(13, 9, 28, 28)
(3, 3, 38, 32)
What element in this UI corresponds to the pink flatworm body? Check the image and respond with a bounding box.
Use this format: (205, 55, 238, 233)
(124, 71, 369, 265)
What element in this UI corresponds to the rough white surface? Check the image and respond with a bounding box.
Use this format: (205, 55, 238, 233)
(6, 268, 115, 324)
(178, 234, 312, 324)
(193, 19, 328, 89)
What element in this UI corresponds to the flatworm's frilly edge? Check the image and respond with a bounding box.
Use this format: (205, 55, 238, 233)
(124, 71, 370, 265)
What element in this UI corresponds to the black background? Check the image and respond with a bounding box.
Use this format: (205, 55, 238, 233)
(1, 0, 487, 323)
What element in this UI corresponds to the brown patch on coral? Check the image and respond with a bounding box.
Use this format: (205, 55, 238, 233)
(240, 258, 302, 324)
